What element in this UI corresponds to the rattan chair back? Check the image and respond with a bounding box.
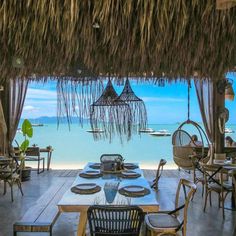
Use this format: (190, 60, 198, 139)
(201, 163, 232, 219)
(87, 205, 144, 236)
(0, 157, 23, 201)
(100, 154, 124, 162)
(175, 179, 196, 235)
(151, 159, 167, 190)
(25, 147, 40, 157)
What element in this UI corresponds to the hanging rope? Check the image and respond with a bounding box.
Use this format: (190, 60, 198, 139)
(187, 80, 191, 121)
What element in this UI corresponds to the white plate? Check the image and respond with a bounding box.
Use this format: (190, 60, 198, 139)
(121, 170, 137, 176)
(213, 160, 225, 164)
(84, 170, 100, 175)
(123, 186, 145, 193)
(224, 160, 232, 165)
(75, 183, 97, 190)
(92, 163, 101, 167)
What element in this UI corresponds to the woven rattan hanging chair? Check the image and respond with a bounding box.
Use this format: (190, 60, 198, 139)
(172, 82, 210, 170)
(172, 120, 210, 170)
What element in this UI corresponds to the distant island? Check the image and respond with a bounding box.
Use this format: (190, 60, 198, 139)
(20, 116, 90, 124)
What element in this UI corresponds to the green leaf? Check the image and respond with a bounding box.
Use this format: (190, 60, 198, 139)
(20, 139, 29, 152)
(22, 119, 33, 138)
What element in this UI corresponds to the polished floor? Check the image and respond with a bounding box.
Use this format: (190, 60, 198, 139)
(0, 169, 235, 236)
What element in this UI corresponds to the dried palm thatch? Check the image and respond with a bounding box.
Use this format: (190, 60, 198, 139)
(118, 79, 147, 131)
(0, 0, 236, 83)
(56, 77, 103, 128)
(90, 79, 132, 142)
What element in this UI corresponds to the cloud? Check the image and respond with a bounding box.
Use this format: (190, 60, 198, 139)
(25, 100, 57, 105)
(142, 97, 186, 102)
(26, 88, 57, 100)
(23, 105, 38, 111)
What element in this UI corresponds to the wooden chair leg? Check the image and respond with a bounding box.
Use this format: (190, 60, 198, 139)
(3, 181, 7, 195)
(222, 192, 226, 220)
(37, 158, 45, 174)
(16, 180, 24, 196)
(191, 191, 195, 201)
(43, 158, 45, 172)
(209, 191, 212, 206)
(201, 183, 204, 197)
(204, 191, 209, 212)
(218, 193, 221, 208)
(10, 182, 14, 202)
(37, 159, 40, 174)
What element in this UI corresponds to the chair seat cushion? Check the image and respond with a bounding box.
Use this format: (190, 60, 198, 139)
(146, 213, 180, 229)
(209, 182, 232, 191)
(195, 176, 204, 182)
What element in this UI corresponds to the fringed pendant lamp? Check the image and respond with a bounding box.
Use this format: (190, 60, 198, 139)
(118, 78, 147, 132)
(90, 78, 132, 141)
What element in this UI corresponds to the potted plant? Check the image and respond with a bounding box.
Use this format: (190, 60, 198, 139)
(16, 119, 33, 181)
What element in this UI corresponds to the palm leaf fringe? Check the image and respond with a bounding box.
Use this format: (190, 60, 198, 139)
(57, 77, 103, 128)
(0, 1, 236, 81)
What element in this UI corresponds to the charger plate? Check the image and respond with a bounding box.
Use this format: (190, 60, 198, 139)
(89, 163, 101, 169)
(121, 170, 141, 178)
(79, 170, 102, 178)
(123, 163, 138, 169)
(119, 185, 150, 197)
(71, 183, 101, 194)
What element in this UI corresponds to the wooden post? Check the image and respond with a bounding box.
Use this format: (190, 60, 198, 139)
(213, 80, 225, 154)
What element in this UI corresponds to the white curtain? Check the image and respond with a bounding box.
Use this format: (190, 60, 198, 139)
(0, 98, 7, 155)
(0, 78, 28, 155)
(194, 80, 214, 143)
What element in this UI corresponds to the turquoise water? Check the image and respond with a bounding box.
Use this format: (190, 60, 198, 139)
(15, 123, 236, 169)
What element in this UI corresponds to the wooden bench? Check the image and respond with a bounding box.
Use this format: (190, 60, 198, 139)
(13, 179, 73, 235)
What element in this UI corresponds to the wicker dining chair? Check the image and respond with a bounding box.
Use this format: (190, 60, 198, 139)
(0, 158, 23, 202)
(191, 152, 210, 198)
(25, 147, 45, 174)
(145, 178, 196, 236)
(202, 163, 232, 219)
(150, 159, 167, 190)
(87, 205, 144, 236)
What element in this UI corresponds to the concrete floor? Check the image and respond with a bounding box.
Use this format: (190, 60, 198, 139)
(0, 169, 235, 236)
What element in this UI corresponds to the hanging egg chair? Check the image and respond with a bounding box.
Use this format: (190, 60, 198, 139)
(172, 82, 211, 170)
(172, 120, 210, 170)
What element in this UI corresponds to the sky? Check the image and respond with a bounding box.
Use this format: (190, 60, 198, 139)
(21, 73, 236, 124)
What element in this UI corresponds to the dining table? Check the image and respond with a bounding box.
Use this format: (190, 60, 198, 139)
(58, 162, 159, 236)
(212, 160, 236, 210)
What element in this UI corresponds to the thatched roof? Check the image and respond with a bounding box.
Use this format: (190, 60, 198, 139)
(0, 0, 236, 83)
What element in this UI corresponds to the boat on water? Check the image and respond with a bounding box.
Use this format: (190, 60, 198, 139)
(31, 123, 44, 127)
(139, 128, 154, 133)
(225, 127, 234, 133)
(86, 128, 104, 133)
(149, 129, 171, 137)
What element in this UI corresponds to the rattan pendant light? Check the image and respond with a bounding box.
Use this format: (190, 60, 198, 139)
(90, 78, 132, 141)
(118, 78, 147, 132)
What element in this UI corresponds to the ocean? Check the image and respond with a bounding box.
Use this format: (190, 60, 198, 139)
(15, 123, 236, 169)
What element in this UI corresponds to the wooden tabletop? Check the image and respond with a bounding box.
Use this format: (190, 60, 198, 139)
(58, 162, 159, 213)
(39, 148, 53, 153)
(213, 160, 236, 170)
